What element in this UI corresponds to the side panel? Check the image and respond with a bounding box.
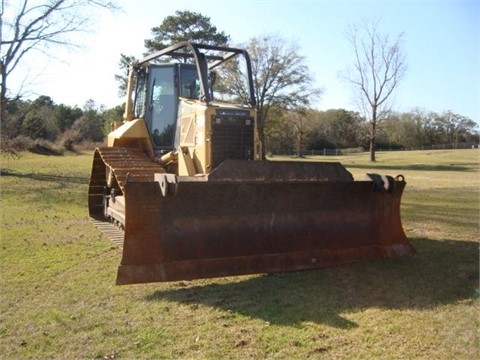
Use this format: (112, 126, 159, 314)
(117, 179, 414, 284)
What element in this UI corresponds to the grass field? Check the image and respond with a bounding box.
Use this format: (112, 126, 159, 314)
(0, 149, 478, 359)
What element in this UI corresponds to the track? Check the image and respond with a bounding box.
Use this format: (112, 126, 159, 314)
(88, 147, 165, 247)
(90, 216, 124, 247)
(94, 147, 165, 192)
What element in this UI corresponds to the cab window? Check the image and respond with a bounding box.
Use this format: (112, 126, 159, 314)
(147, 66, 177, 148)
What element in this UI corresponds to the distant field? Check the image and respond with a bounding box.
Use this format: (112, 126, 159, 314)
(1, 150, 478, 359)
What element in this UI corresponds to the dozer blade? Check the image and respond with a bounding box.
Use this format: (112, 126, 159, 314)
(116, 160, 415, 285)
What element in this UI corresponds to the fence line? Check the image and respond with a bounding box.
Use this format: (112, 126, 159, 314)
(267, 142, 479, 157)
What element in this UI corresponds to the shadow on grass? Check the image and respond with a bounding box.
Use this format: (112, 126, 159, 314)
(145, 238, 478, 329)
(0, 169, 87, 184)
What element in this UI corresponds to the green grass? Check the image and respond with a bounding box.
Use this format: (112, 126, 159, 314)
(1, 150, 479, 359)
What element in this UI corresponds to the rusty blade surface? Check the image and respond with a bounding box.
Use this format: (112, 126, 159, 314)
(117, 177, 415, 285)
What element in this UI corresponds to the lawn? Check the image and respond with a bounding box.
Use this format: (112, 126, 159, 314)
(0, 149, 478, 359)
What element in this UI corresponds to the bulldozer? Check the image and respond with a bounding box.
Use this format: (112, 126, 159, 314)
(88, 42, 415, 285)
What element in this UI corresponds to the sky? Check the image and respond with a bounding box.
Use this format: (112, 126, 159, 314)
(6, 0, 480, 124)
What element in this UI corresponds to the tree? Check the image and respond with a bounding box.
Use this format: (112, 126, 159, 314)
(116, 11, 229, 96)
(429, 111, 477, 147)
(102, 104, 124, 134)
(20, 112, 48, 139)
(314, 109, 365, 149)
(144, 10, 229, 54)
(290, 108, 313, 157)
(263, 106, 295, 154)
(114, 54, 137, 98)
(73, 100, 105, 142)
(342, 19, 407, 161)
(53, 103, 83, 133)
(0, 0, 117, 115)
(241, 35, 322, 158)
(0, 96, 24, 138)
(19, 95, 57, 140)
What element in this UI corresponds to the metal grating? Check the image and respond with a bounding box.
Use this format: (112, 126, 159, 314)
(211, 120, 254, 168)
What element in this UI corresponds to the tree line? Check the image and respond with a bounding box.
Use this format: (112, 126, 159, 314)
(1, 96, 123, 152)
(266, 108, 478, 156)
(2, 94, 476, 155)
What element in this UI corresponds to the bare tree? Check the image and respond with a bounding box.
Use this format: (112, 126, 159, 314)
(342, 19, 407, 161)
(0, 0, 117, 115)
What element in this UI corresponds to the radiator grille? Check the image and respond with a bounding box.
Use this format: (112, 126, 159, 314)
(211, 115, 254, 169)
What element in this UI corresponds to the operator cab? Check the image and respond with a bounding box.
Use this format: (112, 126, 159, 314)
(133, 63, 200, 153)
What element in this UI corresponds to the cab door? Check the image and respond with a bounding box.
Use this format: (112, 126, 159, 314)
(145, 65, 178, 151)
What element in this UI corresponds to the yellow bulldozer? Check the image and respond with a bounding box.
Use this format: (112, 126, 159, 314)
(88, 42, 415, 285)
